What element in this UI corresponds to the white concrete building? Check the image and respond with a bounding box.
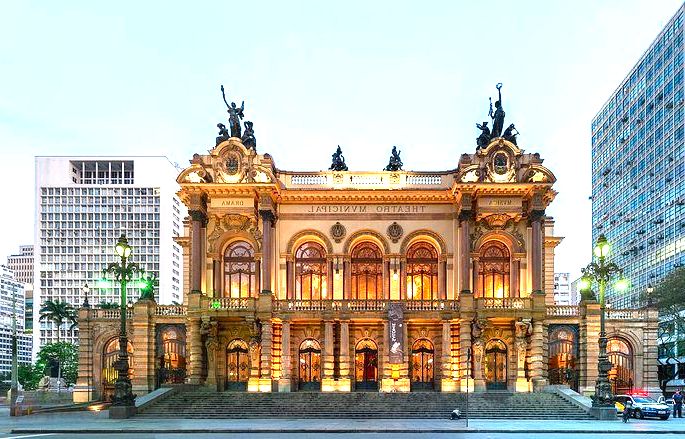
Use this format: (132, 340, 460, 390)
(0, 265, 32, 373)
(6, 245, 34, 285)
(34, 156, 186, 352)
(553, 272, 575, 305)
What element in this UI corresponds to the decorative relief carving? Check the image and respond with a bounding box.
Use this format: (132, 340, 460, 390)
(387, 222, 404, 243)
(330, 222, 346, 243)
(207, 214, 261, 252)
(470, 216, 525, 251)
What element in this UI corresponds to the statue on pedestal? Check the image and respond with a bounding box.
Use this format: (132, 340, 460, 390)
(476, 122, 491, 149)
(221, 85, 244, 138)
(503, 123, 519, 145)
(384, 146, 403, 171)
(216, 123, 230, 145)
(329, 145, 348, 171)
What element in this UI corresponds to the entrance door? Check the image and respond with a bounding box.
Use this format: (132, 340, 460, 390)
(226, 339, 249, 391)
(548, 325, 579, 391)
(299, 339, 322, 391)
(484, 339, 507, 390)
(411, 339, 434, 391)
(355, 339, 379, 391)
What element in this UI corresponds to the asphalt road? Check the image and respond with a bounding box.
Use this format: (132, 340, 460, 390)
(2, 434, 684, 439)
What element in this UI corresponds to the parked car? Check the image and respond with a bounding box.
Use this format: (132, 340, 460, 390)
(615, 394, 670, 420)
(657, 395, 675, 409)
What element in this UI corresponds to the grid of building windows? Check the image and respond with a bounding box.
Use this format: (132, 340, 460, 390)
(34, 157, 185, 352)
(591, 5, 685, 308)
(0, 265, 31, 373)
(6, 245, 34, 285)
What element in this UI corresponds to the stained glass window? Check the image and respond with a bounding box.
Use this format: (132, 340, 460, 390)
(224, 241, 256, 298)
(406, 242, 439, 300)
(295, 242, 328, 300)
(351, 242, 383, 300)
(478, 241, 510, 298)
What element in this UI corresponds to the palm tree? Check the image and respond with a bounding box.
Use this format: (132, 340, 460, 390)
(39, 300, 77, 392)
(39, 300, 77, 343)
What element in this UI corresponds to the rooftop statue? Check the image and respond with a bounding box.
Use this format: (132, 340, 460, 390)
(384, 146, 403, 171)
(216, 123, 230, 145)
(503, 123, 519, 145)
(476, 121, 491, 149)
(242, 121, 257, 150)
(221, 85, 245, 138)
(489, 83, 505, 138)
(329, 145, 348, 171)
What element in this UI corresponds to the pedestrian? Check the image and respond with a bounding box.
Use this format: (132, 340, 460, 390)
(622, 399, 632, 423)
(674, 389, 684, 418)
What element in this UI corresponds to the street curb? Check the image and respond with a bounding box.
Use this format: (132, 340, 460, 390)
(10, 428, 685, 434)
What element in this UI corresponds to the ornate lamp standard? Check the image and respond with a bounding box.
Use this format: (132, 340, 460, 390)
(103, 234, 142, 418)
(578, 234, 627, 412)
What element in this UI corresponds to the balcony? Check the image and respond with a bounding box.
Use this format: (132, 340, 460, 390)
(273, 299, 458, 313)
(208, 297, 257, 310)
(476, 297, 532, 310)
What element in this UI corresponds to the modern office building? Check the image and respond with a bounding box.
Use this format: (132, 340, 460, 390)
(7, 244, 35, 334)
(7, 245, 34, 285)
(553, 273, 575, 305)
(34, 156, 186, 353)
(0, 265, 32, 374)
(591, 4, 685, 309)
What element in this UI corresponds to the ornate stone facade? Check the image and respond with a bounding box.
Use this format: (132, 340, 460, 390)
(74, 135, 659, 403)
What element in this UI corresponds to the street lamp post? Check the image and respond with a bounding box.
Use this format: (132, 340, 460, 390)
(103, 234, 142, 419)
(9, 286, 18, 416)
(579, 234, 627, 412)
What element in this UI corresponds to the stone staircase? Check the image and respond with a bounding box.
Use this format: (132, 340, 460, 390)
(138, 389, 594, 419)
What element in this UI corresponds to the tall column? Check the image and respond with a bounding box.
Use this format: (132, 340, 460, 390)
(213, 259, 221, 297)
(259, 211, 275, 294)
(440, 320, 452, 390)
(528, 319, 546, 390)
(189, 210, 206, 293)
(459, 210, 472, 293)
(186, 316, 203, 384)
(343, 258, 351, 300)
(339, 321, 351, 380)
(260, 321, 273, 380)
(459, 316, 474, 392)
(472, 258, 479, 296)
(511, 259, 520, 297)
(382, 259, 390, 300)
(132, 299, 156, 396)
(438, 258, 447, 300)
(322, 320, 335, 391)
(530, 210, 545, 294)
(73, 308, 95, 403)
(279, 321, 291, 392)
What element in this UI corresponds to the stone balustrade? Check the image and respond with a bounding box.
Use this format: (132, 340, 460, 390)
(273, 299, 457, 312)
(93, 308, 134, 319)
(208, 297, 256, 310)
(606, 308, 647, 320)
(546, 305, 580, 317)
(476, 297, 531, 310)
(280, 171, 451, 190)
(155, 305, 187, 316)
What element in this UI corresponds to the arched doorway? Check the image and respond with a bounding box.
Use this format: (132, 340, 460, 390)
(355, 339, 379, 391)
(608, 337, 634, 395)
(299, 339, 321, 391)
(484, 339, 507, 390)
(548, 325, 579, 391)
(411, 339, 434, 391)
(102, 338, 133, 402)
(157, 326, 187, 386)
(226, 339, 250, 391)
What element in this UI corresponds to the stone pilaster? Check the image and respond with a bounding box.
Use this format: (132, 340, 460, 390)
(459, 208, 472, 293)
(529, 209, 544, 294)
(528, 318, 546, 390)
(73, 308, 95, 403)
(131, 299, 156, 396)
(278, 320, 291, 392)
(185, 302, 204, 385)
(458, 292, 474, 392)
(339, 321, 351, 385)
(189, 210, 207, 293)
(322, 320, 335, 391)
(579, 300, 601, 396)
(440, 320, 453, 391)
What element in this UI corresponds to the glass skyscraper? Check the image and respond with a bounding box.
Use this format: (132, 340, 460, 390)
(591, 4, 685, 309)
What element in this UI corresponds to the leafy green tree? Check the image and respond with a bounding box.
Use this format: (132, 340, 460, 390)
(34, 342, 79, 388)
(39, 300, 77, 343)
(18, 364, 44, 391)
(645, 267, 685, 395)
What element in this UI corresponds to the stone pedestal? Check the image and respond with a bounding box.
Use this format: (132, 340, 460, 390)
(109, 405, 136, 419)
(589, 406, 617, 420)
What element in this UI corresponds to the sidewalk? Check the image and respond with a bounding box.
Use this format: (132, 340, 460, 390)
(3, 408, 685, 434)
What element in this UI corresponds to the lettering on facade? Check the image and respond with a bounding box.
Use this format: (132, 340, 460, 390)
(210, 198, 252, 208)
(305, 205, 426, 214)
(388, 303, 404, 364)
(477, 197, 522, 210)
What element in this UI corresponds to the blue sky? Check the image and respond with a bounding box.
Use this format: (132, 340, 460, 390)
(1, 0, 682, 279)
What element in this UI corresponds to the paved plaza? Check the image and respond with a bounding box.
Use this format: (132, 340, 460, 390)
(3, 407, 685, 436)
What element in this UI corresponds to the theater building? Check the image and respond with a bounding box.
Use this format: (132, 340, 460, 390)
(74, 127, 659, 403)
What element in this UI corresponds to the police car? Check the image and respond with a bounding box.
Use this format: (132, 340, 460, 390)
(614, 394, 671, 420)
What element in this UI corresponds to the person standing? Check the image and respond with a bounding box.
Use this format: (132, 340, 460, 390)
(673, 389, 684, 418)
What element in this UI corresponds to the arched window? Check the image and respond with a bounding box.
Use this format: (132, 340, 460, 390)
(608, 337, 634, 395)
(295, 242, 328, 300)
(224, 241, 256, 298)
(157, 326, 186, 385)
(102, 338, 133, 402)
(478, 241, 510, 298)
(406, 242, 439, 300)
(299, 339, 322, 390)
(351, 242, 384, 300)
(411, 339, 434, 389)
